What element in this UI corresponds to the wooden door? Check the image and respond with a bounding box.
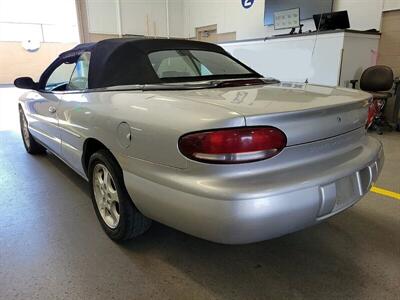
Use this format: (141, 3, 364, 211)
(378, 10, 400, 122)
(378, 10, 400, 76)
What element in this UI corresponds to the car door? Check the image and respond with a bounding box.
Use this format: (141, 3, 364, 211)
(57, 52, 91, 176)
(27, 61, 76, 155)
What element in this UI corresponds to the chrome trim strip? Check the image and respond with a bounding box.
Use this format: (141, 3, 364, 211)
(193, 149, 278, 162)
(39, 77, 274, 94)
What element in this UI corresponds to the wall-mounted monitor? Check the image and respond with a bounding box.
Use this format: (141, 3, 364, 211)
(264, 0, 333, 26)
(274, 8, 300, 30)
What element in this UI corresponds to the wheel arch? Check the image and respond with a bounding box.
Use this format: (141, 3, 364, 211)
(18, 103, 24, 113)
(82, 138, 121, 176)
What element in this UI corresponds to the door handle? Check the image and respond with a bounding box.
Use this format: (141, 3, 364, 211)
(48, 106, 57, 113)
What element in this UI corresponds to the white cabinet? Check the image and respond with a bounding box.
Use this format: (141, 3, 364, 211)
(120, 0, 148, 36)
(220, 30, 380, 87)
(86, 0, 169, 37)
(86, 0, 120, 35)
(120, 0, 167, 36)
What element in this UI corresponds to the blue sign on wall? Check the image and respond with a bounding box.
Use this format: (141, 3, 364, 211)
(241, 0, 255, 9)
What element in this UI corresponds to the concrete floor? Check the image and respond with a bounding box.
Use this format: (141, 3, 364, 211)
(0, 86, 399, 299)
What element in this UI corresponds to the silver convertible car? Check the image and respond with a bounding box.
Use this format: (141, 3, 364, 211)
(15, 38, 383, 244)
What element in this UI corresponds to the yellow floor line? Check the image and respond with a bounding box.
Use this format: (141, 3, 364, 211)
(371, 186, 400, 200)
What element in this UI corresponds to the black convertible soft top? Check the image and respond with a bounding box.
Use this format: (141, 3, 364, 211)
(39, 37, 260, 90)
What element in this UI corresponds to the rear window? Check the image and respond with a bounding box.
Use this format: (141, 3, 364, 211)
(148, 50, 253, 79)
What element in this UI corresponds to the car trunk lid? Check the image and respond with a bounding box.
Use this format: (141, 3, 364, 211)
(164, 82, 371, 146)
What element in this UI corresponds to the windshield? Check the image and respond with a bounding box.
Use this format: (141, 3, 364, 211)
(148, 50, 255, 80)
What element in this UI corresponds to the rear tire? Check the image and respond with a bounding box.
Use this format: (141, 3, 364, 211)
(88, 149, 151, 241)
(19, 107, 46, 154)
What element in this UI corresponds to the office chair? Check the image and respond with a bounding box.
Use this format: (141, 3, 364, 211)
(393, 77, 400, 131)
(350, 65, 394, 135)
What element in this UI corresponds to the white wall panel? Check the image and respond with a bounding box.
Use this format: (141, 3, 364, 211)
(148, 0, 167, 36)
(114, 0, 175, 37)
(0, 23, 43, 42)
(0, 0, 79, 42)
(120, 0, 148, 35)
(86, 0, 119, 34)
(42, 25, 80, 43)
(0, 0, 77, 25)
(333, 0, 383, 30)
(168, 0, 184, 37)
(383, 0, 400, 10)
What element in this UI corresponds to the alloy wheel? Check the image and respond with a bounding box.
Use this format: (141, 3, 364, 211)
(92, 163, 120, 229)
(20, 111, 30, 148)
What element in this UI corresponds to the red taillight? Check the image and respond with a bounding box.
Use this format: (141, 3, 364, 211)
(366, 99, 379, 129)
(178, 127, 287, 164)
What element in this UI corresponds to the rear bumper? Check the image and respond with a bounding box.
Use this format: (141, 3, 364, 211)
(122, 135, 383, 244)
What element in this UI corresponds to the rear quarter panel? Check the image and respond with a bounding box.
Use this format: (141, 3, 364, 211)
(58, 90, 245, 171)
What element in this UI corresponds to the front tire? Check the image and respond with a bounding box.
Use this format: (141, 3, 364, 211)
(19, 107, 46, 154)
(88, 149, 151, 241)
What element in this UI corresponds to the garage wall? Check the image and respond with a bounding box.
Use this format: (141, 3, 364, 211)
(183, 0, 268, 40)
(84, 0, 387, 41)
(84, 0, 184, 38)
(377, 9, 400, 121)
(0, 0, 79, 84)
(378, 10, 400, 76)
(0, 0, 79, 42)
(383, 0, 400, 10)
(120, 0, 166, 36)
(168, 0, 184, 38)
(0, 42, 77, 83)
(85, 0, 120, 35)
(182, 0, 385, 40)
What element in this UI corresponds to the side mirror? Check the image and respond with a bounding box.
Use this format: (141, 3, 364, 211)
(14, 77, 38, 90)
